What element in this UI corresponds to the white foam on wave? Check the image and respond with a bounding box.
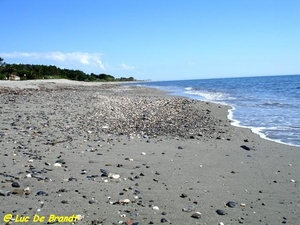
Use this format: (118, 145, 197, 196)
(228, 107, 300, 147)
(184, 90, 232, 101)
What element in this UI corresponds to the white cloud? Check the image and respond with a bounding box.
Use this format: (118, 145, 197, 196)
(120, 63, 135, 70)
(0, 51, 106, 70)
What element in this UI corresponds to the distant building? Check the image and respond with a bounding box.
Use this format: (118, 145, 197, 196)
(9, 74, 21, 81)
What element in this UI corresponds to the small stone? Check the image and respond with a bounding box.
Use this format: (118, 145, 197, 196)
(141, 152, 146, 155)
(36, 191, 47, 196)
(216, 209, 227, 215)
(53, 163, 62, 167)
(75, 215, 83, 222)
(108, 173, 120, 179)
(11, 182, 20, 188)
(161, 218, 168, 223)
(100, 169, 108, 176)
(182, 205, 195, 212)
(0, 189, 11, 196)
(226, 201, 236, 208)
(191, 212, 201, 219)
(24, 187, 31, 195)
(89, 199, 96, 204)
(119, 199, 131, 204)
(61, 200, 68, 204)
(240, 145, 251, 151)
(152, 206, 159, 210)
(180, 193, 188, 198)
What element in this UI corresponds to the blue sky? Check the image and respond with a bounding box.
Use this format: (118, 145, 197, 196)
(1, 0, 299, 80)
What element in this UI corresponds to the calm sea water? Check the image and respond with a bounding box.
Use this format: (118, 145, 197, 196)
(128, 75, 300, 147)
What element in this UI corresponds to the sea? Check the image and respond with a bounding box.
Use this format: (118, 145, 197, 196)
(127, 75, 300, 147)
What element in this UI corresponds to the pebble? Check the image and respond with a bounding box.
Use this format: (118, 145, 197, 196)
(36, 191, 47, 196)
(240, 145, 251, 151)
(100, 169, 108, 177)
(182, 205, 196, 212)
(191, 212, 201, 219)
(108, 172, 120, 179)
(216, 209, 227, 215)
(0, 189, 11, 196)
(53, 163, 62, 167)
(89, 199, 96, 204)
(226, 201, 236, 208)
(180, 193, 188, 198)
(151, 206, 159, 210)
(161, 218, 168, 223)
(11, 181, 20, 188)
(119, 199, 131, 204)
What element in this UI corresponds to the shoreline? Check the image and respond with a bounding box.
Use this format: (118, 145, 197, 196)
(226, 106, 300, 148)
(0, 80, 299, 224)
(126, 82, 300, 148)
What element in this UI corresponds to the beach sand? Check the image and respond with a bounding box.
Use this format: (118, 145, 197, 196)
(0, 80, 299, 225)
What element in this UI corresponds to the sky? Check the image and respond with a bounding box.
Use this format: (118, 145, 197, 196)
(0, 0, 299, 80)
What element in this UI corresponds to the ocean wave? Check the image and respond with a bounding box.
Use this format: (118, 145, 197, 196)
(259, 102, 292, 107)
(183, 90, 233, 101)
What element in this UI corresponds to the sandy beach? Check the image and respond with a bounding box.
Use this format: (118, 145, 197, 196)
(0, 80, 299, 225)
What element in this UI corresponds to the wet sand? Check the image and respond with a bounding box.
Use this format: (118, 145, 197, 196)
(0, 80, 299, 225)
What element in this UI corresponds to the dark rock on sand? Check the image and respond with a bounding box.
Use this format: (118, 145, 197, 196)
(226, 201, 236, 208)
(240, 145, 251, 151)
(180, 193, 188, 198)
(216, 209, 227, 215)
(36, 191, 47, 196)
(161, 218, 168, 223)
(11, 182, 20, 188)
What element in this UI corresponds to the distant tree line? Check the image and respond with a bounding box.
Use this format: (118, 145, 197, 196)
(0, 57, 135, 82)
